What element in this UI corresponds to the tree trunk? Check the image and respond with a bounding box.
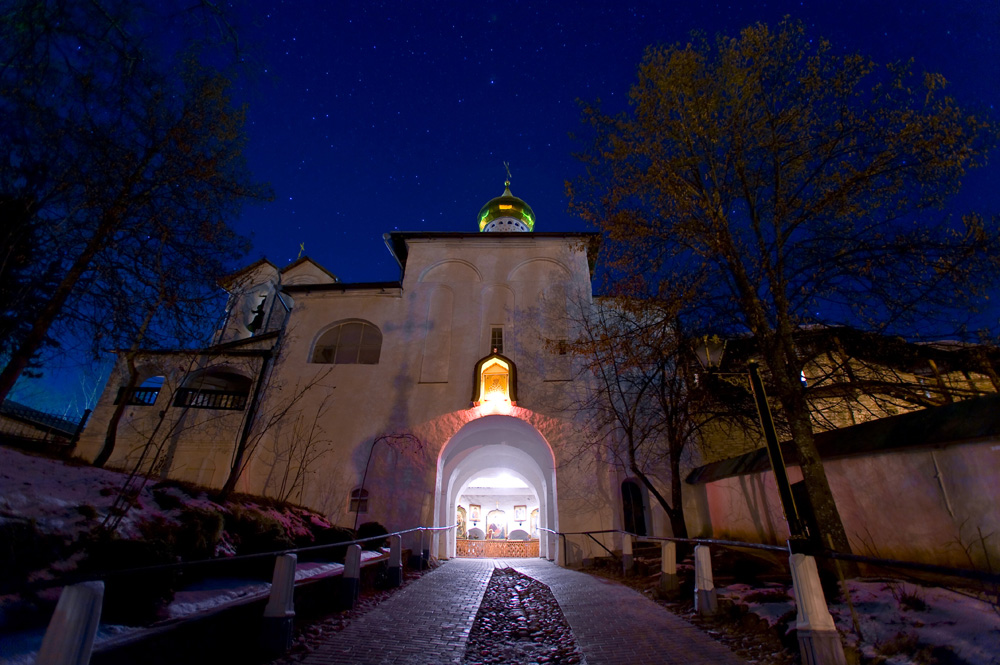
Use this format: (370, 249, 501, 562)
(93, 355, 138, 468)
(773, 361, 854, 558)
(219, 351, 272, 500)
(668, 445, 689, 540)
(93, 292, 163, 468)
(0, 211, 120, 406)
(631, 463, 687, 539)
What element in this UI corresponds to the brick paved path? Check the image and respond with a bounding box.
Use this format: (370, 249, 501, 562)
(509, 559, 745, 665)
(300, 558, 493, 664)
(299, 558, 746, 665)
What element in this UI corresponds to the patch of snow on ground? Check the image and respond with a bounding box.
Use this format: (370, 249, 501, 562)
(0, 447, 387, 664)
(721, 578, 1000, 665)
(164, 579, 272, 619)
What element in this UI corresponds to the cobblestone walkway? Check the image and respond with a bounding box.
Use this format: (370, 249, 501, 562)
(300, 559, 494, 664)
(299, 558, 747, 665)
(508, 559, 746, 665)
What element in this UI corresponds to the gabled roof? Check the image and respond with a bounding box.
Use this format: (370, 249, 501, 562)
(686, 393, 1000, 484)
(219, 257, 279, 290)
(280, 255, 339, 283)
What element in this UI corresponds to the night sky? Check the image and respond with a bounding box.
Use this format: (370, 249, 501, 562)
(232, 0, 999, 283)
(12, 0, 1000, 414)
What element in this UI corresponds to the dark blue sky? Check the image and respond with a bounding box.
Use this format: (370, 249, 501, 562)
(233, 0, 998, 283)
(12, 0, 1000, 415)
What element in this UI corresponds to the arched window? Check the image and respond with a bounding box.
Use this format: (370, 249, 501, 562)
(312, 320, 382, 364)
(349, 488, 369, 513)
(175, 369, 252, 410)
(115, 375, 165, 406)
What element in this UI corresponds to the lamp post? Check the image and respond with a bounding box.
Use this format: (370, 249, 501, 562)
(696, 336, 846, 665)
(695, 336, 808, 552)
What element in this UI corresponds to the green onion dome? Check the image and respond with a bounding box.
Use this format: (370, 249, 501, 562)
(477, 181, 535, 233)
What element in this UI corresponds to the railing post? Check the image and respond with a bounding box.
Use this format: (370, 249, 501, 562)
(421, 528, 430, 569)
(694, 545, 717, 615)
(622, 533, 634, 576)
(340, 544, 362, 609)
(659, 541, 679, 597)
(388, 535, 403, 587)
(36, 581, 104, 665)
(789, 553, 847, 665)
(262, 553, 297, 656)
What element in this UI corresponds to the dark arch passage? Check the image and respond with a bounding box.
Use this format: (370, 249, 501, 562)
(621, 479, 646, 536)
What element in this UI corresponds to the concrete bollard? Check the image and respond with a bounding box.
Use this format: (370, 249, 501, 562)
(622, 534, 634, 576)
(418, 530, 428, 569)
(694, 545, 718, 615)
(262, 553, 298, 656)
(659, 541, 679, 597)
(340, 544, 362, 609)
(789, 554, 847, 665)
(388, 535, 403, 587)
(36, 581, 104, 665)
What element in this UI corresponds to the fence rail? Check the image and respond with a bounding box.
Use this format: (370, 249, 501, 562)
(539, 527, 1000, 585)
(173, 387, 249, 410)
(6, 523, 458, 596)
(115, 387, 161, 406)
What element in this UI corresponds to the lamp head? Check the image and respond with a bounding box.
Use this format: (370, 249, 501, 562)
(695, 334, 727, 370)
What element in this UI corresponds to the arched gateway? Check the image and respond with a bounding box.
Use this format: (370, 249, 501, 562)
(433, 415, 558, 561)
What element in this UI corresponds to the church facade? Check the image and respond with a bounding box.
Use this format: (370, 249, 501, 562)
(75, 183, 644, 564)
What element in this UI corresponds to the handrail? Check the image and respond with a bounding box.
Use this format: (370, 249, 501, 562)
(5, 523, 459, 595)
(540, 527, 1000, 584)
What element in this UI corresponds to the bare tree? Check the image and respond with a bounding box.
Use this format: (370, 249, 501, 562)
(568, 297, 717, 539)
(569, 19, 1000, 554)
(0, 0, 268, 405)
(220, 368, 336, 500)
(262, 391, 337, 503)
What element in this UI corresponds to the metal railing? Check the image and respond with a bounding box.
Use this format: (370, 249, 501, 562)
(173, 387, 249, 410)
(24, 523, 459, 663)
(6, 523, 458, 596)
(115, 387, 161, 406)
(539, 527, 1000, 584)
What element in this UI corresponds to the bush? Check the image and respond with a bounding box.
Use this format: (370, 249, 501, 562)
(175, 507, 225, 560)
(224, 506, 294, 555)
(357, 522, 389, 550)
(301, 526, 356, 563)
(0, 518, 64, 590)
(77, 528, 177, 625)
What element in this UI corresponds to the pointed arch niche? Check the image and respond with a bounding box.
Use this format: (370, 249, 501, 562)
(471, 352, 518, 412)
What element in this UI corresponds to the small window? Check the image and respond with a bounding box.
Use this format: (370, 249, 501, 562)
(312, 321, 382, 364)
(557, 340, 568, 355)
(490, 326, 504, 354)
(350, 488, 369, 513)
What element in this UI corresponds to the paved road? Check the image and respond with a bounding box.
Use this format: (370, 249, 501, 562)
(299, 558, 747, 665)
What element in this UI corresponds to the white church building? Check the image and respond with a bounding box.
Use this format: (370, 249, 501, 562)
(76, 182, 658, 565)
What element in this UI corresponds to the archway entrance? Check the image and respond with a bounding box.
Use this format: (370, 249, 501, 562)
(434, 415, 558, 561)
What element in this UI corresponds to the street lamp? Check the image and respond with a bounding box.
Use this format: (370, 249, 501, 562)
(694, 336, 809, 553)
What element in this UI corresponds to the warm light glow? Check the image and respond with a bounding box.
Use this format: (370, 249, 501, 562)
(479, 358, 511, 408)
(477, 399, 513, 416)
(467, 472, 529, 489)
